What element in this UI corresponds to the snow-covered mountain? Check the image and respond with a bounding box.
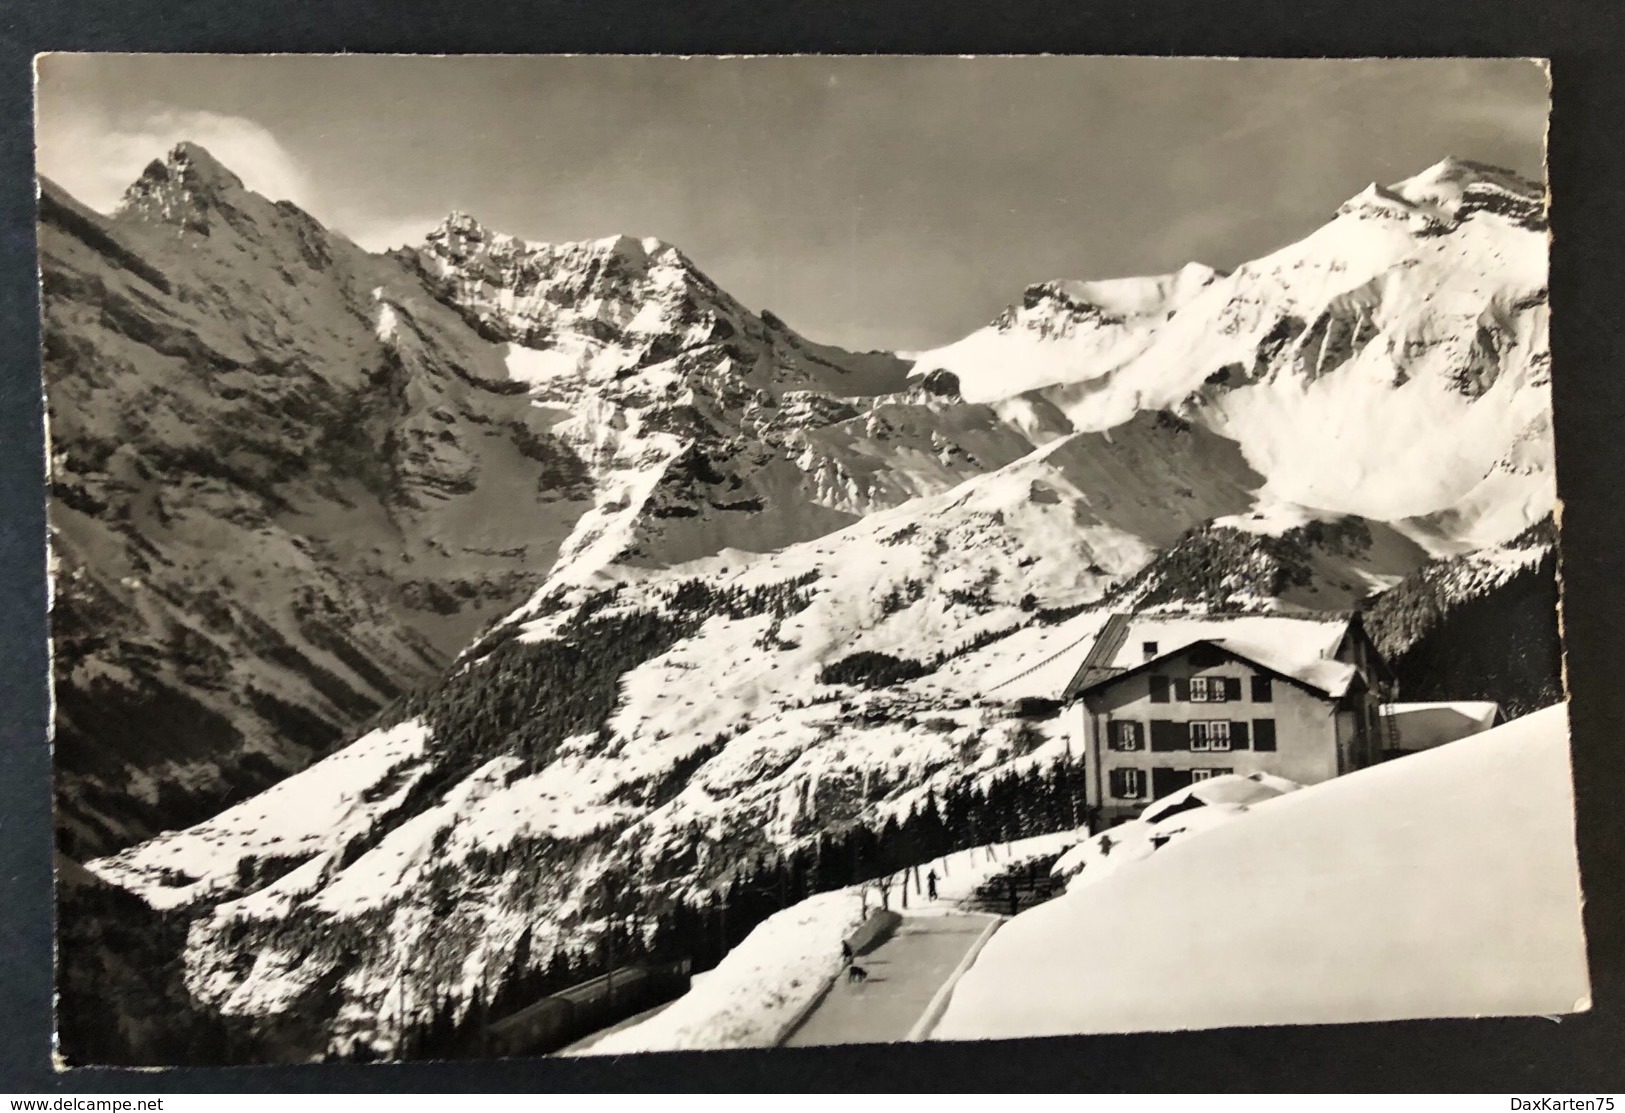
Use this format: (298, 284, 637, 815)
(45, 146, 1045, 857)
(913, 157, 1552, 552)
(44, 147, 587, 856)
(58, 149, 1561, 1061)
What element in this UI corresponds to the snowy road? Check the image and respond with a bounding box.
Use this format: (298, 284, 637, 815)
(781, 913, 999, 1047)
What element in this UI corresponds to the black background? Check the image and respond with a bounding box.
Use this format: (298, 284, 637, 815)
(3, 0, 1624, 1093)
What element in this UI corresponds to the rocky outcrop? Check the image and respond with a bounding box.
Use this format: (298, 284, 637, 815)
(43, 153, 601, 855)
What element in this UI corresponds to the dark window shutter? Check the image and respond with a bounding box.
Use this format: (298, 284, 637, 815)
(1152, 766, 1194, 798)
(1251, 675, 1273, 703)
(1130, 721, 1145, 750)
(1173, 677, 1191, 702)
(1149, 675, 1170, 703)
(1253, 718, 1277, 751)
(1150, 720, 1188, 752)
(1225, 677, 1243, 701)
(1231, 721, 1250, 750)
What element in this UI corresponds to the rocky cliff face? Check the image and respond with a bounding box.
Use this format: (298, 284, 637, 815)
(46, 145, 1008, 857)
(61, 148, 1559, 1062)
(43, 146, 598, 856)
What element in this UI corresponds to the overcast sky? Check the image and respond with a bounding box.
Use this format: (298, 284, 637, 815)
(35, 55, 1548, 352)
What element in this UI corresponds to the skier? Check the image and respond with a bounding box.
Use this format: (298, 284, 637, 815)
(926, 869, 939, 901)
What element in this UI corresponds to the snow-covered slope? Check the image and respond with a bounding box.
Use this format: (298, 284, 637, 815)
(913, 158, 1553, 552)
(45, 145, 1043, 855)
(911, 262, 1224, 402)
(85, 410, 1270, 1052)
(934, 704, 1588, 1039)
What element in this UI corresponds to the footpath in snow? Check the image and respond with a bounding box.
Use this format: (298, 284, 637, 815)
(574, 827, 1088, 1054)
(781, 913, 998, 1047)
(933, 704, 1590, 1041)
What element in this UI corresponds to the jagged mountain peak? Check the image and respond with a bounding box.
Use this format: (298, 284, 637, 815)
(1337, 156, 1545, 229)
(1388, 156, 1542, 204)
(422, 212, 681, 272)
(156, 141, 246, 191)
(407, 206, 915, 401)
(117, 142, 254, 222)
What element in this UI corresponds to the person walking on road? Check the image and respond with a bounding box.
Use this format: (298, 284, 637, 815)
(926, 869, 939, 901)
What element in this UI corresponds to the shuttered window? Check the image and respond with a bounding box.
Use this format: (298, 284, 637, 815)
(1190, 720, 1232, 752)
(1173, 677, 1192, 701)
(1231, 720, 1251, 750)
(1191, 677, 1242, 703)
(1151, 767, 1194, 798)
(1253, 718, 1277, 751)
(1149, 720, 1189, 752)
(1149, 675, 1171, 703)
(1251, 675, 1273, 703)
(1109, 768, 1147, 799)
(1109, 720, 1144, 751)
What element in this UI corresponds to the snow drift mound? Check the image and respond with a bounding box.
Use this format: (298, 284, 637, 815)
(1049, 772, 1303, 891)
(934, 704, 1589, 1040)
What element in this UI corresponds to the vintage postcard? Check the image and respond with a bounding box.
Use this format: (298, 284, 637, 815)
(36, 54, 1587, 1066)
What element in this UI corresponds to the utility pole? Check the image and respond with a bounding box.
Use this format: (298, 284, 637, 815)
(478, 966, 491, 1059)
(393, 955, 410, 1061)
(605, 912, 616, 1010)
(717, 888, 728, 957)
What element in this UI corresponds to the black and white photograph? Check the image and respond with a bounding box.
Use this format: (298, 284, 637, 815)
(35, 53, 1589, 1068)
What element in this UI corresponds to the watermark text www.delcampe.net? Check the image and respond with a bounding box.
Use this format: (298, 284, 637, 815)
(11, 1101, 164, 1111)
(1512, 1101, 1616, 1111)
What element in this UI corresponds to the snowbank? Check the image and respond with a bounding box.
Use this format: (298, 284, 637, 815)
(934, 705, 1589, 1040)
(1049, 772, 1302, 890)
(907, 827, 1093, 913)
(576, 891, 870, 1054)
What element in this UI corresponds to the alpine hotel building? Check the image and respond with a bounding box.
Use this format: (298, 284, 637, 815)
(1062, 613, 1396, 825)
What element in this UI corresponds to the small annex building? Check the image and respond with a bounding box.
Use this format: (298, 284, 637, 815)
(1061, 611, 1396, 825)
(1378, 701, 1503, 756)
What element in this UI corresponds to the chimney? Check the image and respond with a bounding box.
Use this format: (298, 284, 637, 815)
(1142, 640, 1158, 660)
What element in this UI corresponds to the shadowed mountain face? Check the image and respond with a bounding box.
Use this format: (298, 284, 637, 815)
(43, 145, 949, 857)
(44, 147, 598, 856)
(54, 146, 1558, 1062)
